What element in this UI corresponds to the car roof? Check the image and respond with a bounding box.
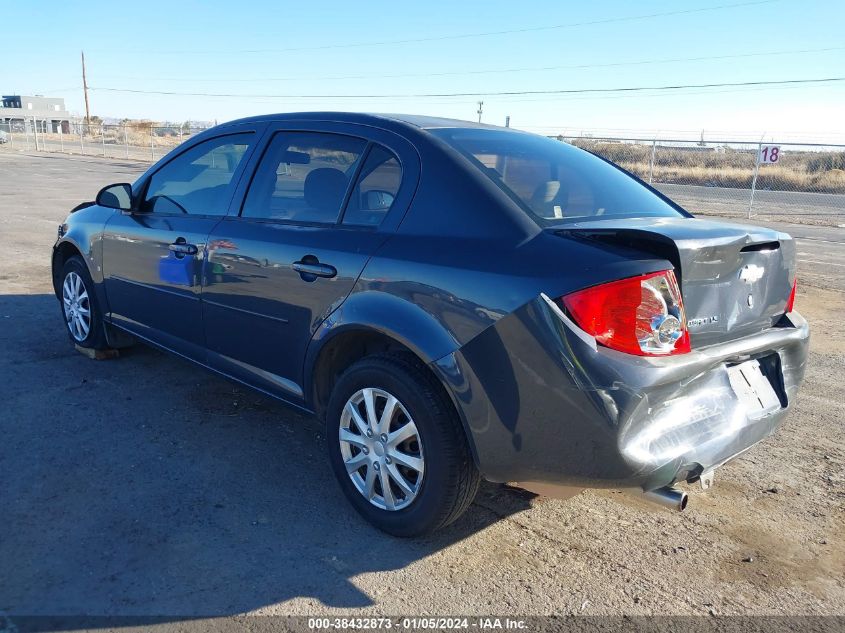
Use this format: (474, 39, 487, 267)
(220, 111, 507, 133)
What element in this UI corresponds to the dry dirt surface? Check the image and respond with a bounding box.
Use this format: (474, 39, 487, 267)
(0, 151, 843, 623)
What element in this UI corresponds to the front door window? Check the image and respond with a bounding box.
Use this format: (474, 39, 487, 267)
(143, 133, 254, 216)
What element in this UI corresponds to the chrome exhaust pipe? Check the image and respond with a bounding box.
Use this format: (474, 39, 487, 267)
(642, 486, 688, 511)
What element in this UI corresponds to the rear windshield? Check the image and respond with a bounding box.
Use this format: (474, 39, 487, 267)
(430, 128, 685, 225)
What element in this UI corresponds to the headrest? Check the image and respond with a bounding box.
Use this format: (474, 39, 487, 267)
(304, 168, 348, 215)
(531, 180, 563, 204)
(530, 180, 569, 219)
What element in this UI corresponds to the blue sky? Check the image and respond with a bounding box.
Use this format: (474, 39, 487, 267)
(5, 0, 845, 141)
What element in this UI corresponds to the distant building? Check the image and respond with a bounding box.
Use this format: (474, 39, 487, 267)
(1, 94, 71, 133)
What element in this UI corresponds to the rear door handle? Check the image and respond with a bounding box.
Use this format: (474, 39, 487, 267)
(292, 259, 337, 279)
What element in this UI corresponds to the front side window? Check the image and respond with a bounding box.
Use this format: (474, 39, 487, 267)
(342, 145, 402, 226)
(143, 133, 253, 215)
(242, 132, 366, 223)
(431, 128, 685, 225)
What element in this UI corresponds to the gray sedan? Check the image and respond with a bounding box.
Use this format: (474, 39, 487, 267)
(52, 113, 808, 535)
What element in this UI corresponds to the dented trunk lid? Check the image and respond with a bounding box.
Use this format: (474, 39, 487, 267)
(554, 217, 796, 348)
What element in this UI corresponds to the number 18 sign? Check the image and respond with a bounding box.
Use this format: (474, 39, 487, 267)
(758, 145, 781, 164)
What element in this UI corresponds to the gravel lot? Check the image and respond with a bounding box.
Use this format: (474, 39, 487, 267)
(1, 151, 843, 621)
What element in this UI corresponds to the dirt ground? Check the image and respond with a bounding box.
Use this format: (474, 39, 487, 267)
(0, 151, 843, 620)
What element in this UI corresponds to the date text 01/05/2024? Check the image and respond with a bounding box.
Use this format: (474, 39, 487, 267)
(307, 617, 528, 630)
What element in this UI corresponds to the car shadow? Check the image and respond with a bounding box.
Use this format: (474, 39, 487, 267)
(0, 293, 537, 623)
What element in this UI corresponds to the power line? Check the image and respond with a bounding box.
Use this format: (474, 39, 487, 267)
(93, 45, 845, 84)
(31, 86, 79, 93)
(89, 77, 845, 100)
(102, 0, 778, 55)
(489, 80, 843, 104)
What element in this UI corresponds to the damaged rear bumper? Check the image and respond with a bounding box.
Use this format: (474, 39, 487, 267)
(433, 295, 809, 491)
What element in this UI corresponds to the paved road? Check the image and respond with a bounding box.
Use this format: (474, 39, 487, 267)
(657, 183, 845, 221)
(1, 152, 842, 623)
(781, 226, 845, 293)
(712, 218, 845, 293)
(3, 135, 179, 164)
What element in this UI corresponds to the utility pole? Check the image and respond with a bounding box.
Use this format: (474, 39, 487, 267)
(81, 50, 91, 127)
(477, 101, 484, 123)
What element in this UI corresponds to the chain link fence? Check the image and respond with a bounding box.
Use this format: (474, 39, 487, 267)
(2, 120, 843, 225)
(557, 136, 845, 225)
(0, 119, 212, 163)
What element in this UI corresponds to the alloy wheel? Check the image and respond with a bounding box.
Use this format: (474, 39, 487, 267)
(339, 387, 425, 511)
(62, 271, 91, 342)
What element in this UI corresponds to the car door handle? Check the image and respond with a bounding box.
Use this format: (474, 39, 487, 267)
(292, 259, 337, 279)
(169, 241, 198, 256)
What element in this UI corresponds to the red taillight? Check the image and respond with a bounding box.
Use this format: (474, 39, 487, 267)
(561, 270, 691, 356)
(785, 277, 797, 313)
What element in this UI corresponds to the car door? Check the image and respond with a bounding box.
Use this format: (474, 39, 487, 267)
(201, 122, 418, 404)
(102, 130, 259, 359)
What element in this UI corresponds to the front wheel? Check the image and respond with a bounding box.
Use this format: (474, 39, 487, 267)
(326, 353, 480, 537)
(59, 255, 108, 349)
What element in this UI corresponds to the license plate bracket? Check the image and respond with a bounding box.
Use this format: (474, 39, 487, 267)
(727, 359, 782, 418)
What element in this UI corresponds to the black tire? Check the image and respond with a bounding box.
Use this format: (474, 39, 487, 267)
(326, 353, 481, 537)
(59, 255, 108, 350)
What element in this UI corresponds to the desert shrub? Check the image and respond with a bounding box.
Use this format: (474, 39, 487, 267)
(563, 139, 845, 193)
(805, 152, 845, 173)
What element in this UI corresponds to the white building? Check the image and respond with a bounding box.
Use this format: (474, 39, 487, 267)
(1, 94, 71, 133)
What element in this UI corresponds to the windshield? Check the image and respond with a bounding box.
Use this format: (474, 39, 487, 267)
(431, 128, 686, 225)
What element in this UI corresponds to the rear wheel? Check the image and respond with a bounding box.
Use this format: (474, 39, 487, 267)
(326, 353, 480, 537)
(60, 256, 108, 349)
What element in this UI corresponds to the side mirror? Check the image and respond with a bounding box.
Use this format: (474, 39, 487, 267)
(362, 190, 395, 211)
(96, 183, 133, 211)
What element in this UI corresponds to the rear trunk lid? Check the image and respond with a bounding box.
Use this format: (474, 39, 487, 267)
(554, 217, 796, 348)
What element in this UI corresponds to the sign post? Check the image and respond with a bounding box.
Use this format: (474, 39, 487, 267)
(748, 144, 781, 218)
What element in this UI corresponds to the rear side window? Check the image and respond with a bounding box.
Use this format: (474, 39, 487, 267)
(242, 132, 366, 223)
(431, 128, 684, 225)
(343, 145, 402, 226)
(143, 133, 253, 215)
